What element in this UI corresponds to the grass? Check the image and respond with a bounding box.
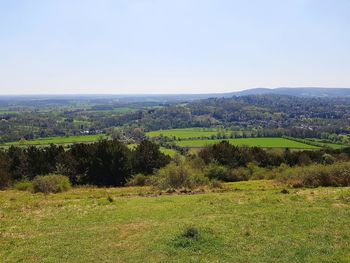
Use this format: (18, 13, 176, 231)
(127, 144, 178, 157)
(319, 142, 346, 150)
(146, 128, 231, 139)
(160, 147, 178, 157)
(1, 134, 110, 147)
(175, 137, 320, 149)
(0, 180, 349, 262)
(90, 107, 137, 114)
(305, 139, 347, 150)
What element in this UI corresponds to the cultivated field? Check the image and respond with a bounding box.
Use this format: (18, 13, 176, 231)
(0, 180, 349, 262)
(174, 138, 320, 149)
(146, 128, 231, 139)
(159, 147, 178, 157)
(1, 134, 110, 147)
(127, 144, 177, 157)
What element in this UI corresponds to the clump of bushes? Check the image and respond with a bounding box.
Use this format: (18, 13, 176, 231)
(150, 160, 213, 190)
(126, 174, 151, 186)
(279, 162, 350, 188)
(204, 164, 229, 181)
(14, 180, 33, 191)
(32, 174, 71, 194)
(203, 162, 282, 182)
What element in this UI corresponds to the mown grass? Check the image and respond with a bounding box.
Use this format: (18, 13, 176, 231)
(175, 137, 320, 149)
(1, 134, 110, 147)
(0, 180, 349, 262)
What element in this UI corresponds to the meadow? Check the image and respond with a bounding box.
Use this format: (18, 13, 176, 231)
(146, 128, 231, 139)
(1, 134, 110, 147)
(0, 180, 349, 262)
(174, 137, 320, 149)
(89, 107, 137, 114)
(127, 144, 177, 157)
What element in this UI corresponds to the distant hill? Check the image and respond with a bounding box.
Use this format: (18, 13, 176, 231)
(232, 87, 350, 98)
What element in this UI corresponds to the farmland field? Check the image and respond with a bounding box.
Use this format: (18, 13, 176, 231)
(159, 147, 178, 157)
(1, 134, 110, 147)
(0, 180, 349, 262)
(89, 107, 137, 114)
(146, 128, 231, 139)
(128, 144, 178, 157)
(175, 138, 320, 149)
(305, 139, 347, 150)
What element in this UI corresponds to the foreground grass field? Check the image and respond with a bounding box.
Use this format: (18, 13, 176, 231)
(175, 137, 320, 149)
(1, 180, 349, 262)
(1, 134, 110, 147)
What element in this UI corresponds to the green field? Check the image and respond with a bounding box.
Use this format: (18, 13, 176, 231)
(90, 107, 137, 114)
(1, 134, 110, 147)
(175, 138, 320, 149)
(159, 147, 178, 157)
(305, 139, 347, 150)
(1, 180, 349, 262)
(128, 144, 178, 157)
(147, 128, 231, 139)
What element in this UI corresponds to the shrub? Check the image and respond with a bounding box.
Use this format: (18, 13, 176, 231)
(151, 161, 213, 189)
(0, 152, 11, 189)
(322, 153, 336, 164)
(278, 162, 350, 187)
(210, 179, 223, 188)
(187, 173, 210, 188)
(152, 162, 189, 189)
(227, 167, 250, 181)
(14, 181, 33, 191)
(32, 174, 71, 194)
(126, 173, 151, 186)
(204, 164, 229, 181)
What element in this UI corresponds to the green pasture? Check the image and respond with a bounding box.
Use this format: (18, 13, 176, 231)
(127, 144, 178, 157)
(159, 147, 178, 157)
(146, 128, 231, 139)
(1, 180, 349, 262)
(175, 138, 320, 149)
(90, 107, 137, 114)
(1, 134, 110, 147)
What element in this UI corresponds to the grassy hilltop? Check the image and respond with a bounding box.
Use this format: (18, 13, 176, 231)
(1, 180, 349, 262)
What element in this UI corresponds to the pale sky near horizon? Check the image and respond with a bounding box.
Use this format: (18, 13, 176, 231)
(0, 0, 349, 94)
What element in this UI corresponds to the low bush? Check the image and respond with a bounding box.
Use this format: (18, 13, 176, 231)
(32, 174, 71, 194)
(204, 164, 229, 181)
(278, 162, 350, 187)
(151, 161, 213, 189)
(126, 174, 151, 186)
(227, 167, 250, 181)
(210, 179, 223, 188)
(14, 181, 33, 191)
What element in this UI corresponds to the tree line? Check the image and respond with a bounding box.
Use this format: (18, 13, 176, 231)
(2, 139, 350, 189)
(0, 140, 170, 189)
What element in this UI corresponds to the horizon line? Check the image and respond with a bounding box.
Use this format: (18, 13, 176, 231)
(1, 86, 350, 96)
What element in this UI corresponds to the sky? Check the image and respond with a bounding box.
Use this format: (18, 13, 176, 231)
(0, 0, 349, 95)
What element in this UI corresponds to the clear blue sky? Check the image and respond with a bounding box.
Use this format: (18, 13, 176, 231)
(0, 0, 349, 94)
